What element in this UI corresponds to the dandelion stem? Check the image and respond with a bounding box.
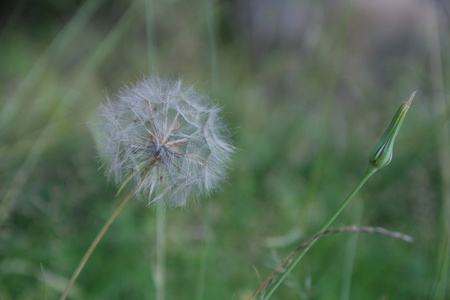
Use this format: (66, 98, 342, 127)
(155, 201, 166, 300)
(60, 188, 134, 300)
(196, 203, 212, 300)
(262, 166, 377, 300)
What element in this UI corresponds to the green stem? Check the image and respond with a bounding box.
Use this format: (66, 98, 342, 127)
(205, 0, 216, 91)
(145, 0, 156, 72)
(155, 201, 166, 300)
(339, 200, 364, 300)
(60, 188, 134, 300)
(435, 234, 450, 300)
(263, 166, 377, 300)
(41, 263, 47, 300)
(196, 203, 212, 300)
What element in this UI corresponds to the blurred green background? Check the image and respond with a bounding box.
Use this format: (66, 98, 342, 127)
(1, 0, 449, 299)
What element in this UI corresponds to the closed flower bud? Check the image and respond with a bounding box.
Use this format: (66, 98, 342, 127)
(369, 91, 415, 170)
(97, 76, 234, 207)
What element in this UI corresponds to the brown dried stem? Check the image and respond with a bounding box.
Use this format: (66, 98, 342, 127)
(250, 225, 413, 299)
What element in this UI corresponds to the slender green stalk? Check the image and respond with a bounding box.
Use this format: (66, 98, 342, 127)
(60, 188, 134, 300)
(301, 0, 351, 213)
(196, 204, 212, 300)
(262, 166, 377, 300)
(145, 0, 156, 72)
(194, 2, 216, 298)
(205, 0, 217, 91)
(434, 236, 450, 300)
(40, 263, 47, 300)
(155, 201, 166, 300)
(339, 200, 364, 300)
(426, 3, 450, 299)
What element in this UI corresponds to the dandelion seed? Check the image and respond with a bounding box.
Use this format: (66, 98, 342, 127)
(97, 76, 234, 207)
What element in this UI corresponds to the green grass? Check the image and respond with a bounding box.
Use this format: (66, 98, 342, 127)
(1, 0, 449, 299)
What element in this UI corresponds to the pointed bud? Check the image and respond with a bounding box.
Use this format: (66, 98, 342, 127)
(369, 91, 416, 170)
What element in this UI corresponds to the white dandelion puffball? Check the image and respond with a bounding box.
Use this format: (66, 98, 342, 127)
(98, 76, 234, 207)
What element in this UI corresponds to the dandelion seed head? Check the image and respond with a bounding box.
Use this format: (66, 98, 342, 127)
(97, 76, 234, 207)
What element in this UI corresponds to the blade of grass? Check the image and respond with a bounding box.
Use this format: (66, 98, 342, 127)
(195, 2, 217, 299)
(0, 0, 141, 228)
(0, 0, 106, 132)
(145, 0, 157, 72)
(40, 263, 47, 300)
(426, 2, 450, 299)
(301, 0, 352, 226)
(339, 200, 364, 300)
(205, 0, 217, 91)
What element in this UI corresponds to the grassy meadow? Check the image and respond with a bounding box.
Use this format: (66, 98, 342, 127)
(1, 0, 449, 299)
